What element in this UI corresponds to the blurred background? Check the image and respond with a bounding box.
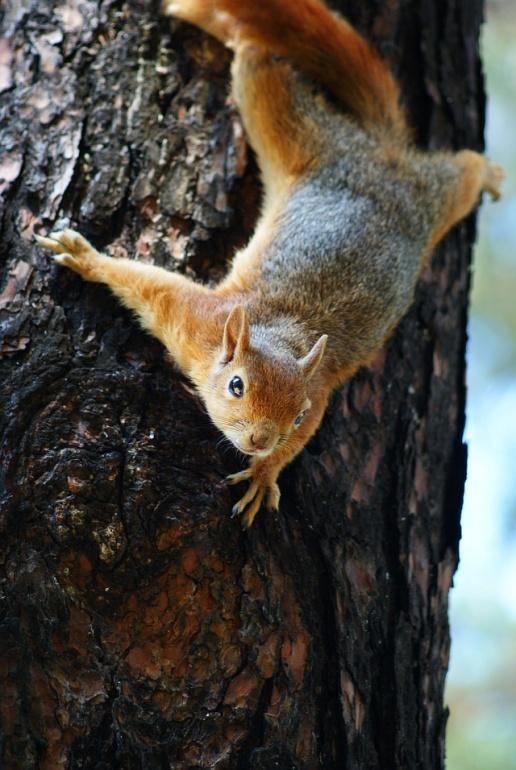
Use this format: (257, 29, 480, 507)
(446, 0, 516, 768)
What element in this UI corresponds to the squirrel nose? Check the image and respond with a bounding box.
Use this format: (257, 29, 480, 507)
(250, 432, 268, 451)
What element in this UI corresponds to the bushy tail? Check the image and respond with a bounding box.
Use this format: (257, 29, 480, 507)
(219, 0, 407, 139)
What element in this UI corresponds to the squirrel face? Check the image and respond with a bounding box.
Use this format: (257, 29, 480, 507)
(203, 307, 327, 456)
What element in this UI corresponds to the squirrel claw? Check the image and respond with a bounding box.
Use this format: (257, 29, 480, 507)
(266, 483, 280, 511)
(231, 478, 260, 517)
(35, 229, 101, 279)
(225, 468, 253, 486)
(230, 504, 242, 519)
(227, 468, 268, 524)
(229, 472, 280, 527)
(232, 496, 263, 527)
(241, 491, 265, 529)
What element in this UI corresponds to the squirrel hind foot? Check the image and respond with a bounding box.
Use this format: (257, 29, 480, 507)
(484, 160, 505, 201)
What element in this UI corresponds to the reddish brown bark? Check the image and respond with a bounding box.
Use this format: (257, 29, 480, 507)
(0, 0, 484, 768)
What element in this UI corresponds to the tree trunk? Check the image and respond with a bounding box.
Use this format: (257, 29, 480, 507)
(0, 1, 484, 768)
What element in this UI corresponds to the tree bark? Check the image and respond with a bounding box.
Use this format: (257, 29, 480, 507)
(0, 1, 484, 768)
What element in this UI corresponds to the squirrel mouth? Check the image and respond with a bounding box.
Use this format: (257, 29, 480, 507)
(236, 443, 275, 458)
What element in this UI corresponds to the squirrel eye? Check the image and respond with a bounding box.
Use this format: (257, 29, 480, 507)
(294, 410, 307, 427)
(228, 375, 244, 398)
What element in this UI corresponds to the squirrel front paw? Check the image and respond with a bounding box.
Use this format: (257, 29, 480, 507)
(226, 464, 280, 529)
(35, 229, 104, 281)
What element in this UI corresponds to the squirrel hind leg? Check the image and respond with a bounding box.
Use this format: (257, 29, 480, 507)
(231, 44, 328, 198)
(428, 150, 505, 251)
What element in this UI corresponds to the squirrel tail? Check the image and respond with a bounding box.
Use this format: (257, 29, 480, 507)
(219, 0, 408, 140)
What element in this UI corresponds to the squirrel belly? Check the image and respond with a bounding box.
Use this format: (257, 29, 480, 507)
(38, 0, 504, 527)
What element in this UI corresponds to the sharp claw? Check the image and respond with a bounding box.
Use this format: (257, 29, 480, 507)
(35, 234, 61, 250)
(35, 231, 74, 255)
(225, 469, 252, 486)
(240, 489, 265, 529)
(227, 465, 276, 527)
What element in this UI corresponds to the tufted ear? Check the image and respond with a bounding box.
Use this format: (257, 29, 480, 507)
(221, 305, 250, 363)
(298, 335, 328, 381)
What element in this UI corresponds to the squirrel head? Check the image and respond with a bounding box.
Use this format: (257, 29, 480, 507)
(203, 306, 327, 457)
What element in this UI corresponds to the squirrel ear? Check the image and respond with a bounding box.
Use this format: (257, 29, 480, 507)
(299, 335, 328, 381)
(221, 305, 250, 363)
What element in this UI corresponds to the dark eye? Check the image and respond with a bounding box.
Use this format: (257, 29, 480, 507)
(228, 376, 244, 398)
(294, 410, 307, 427)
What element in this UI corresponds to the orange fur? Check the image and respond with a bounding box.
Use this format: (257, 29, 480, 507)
(213, 0, 406, 139)
(227, 381, 331, 527)
(230, 46, 322, 186)
(428, 151, 505, 251)
(37, 0, 504, 526)
(35, 230, 224, 380)
(215, 198, 287, 293)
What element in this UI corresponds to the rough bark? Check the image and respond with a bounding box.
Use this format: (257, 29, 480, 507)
(0, 1, 484, 768)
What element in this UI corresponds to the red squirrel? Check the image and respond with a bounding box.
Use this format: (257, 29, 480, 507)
(36, 0, 504, 527)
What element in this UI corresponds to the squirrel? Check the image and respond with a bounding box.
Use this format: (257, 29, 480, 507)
(36, 0, 504, 528)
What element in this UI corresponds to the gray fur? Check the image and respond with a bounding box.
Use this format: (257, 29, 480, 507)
(241, 73, 460, 367)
